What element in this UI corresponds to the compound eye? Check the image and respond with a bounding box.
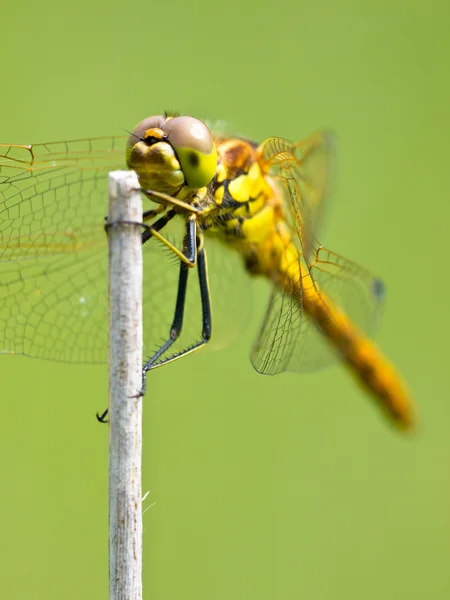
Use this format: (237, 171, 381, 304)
(163, 116, 217, 188)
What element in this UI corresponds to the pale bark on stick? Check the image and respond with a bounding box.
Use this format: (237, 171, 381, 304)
(108, 170, 143, 600)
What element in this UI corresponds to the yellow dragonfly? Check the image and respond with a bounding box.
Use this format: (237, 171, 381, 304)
(0, 114, 415, 429)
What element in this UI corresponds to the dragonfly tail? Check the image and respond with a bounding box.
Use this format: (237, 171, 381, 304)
(304, 289, 416, 430)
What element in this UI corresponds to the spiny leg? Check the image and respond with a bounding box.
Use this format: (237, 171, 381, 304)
(140, 242, 212, 387)
(106, 201, 201, 265)
(96, 210, 190, 423)
(143, 188, 202, 215)
(97, 215, 200, 423)
(138, 218, 199, 396)
(142, 204, 167, 222)
(142, 208, 177, 243)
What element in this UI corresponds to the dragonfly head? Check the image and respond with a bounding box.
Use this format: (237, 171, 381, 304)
(126, 115, 217, 196)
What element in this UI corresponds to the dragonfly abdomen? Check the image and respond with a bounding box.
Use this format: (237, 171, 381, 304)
(300, 278, 415, 429)
(252, 224, 415, 430)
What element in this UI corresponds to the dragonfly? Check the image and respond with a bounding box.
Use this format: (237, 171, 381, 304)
(0, 114, 415, 429)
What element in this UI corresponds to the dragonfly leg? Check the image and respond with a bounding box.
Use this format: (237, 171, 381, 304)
(142, 205, 167, 222)
(142, 188, 202, 215)
(145, 214, 198, 267)
(105, 208, 197, 267)
(141, 209, 176, 244)
(138, 220, 198, 393)
(96, 216, 200, 423)
(96, 409, 109, 423)
(139, 241, 212, 394)
(96, 252, 190, 423)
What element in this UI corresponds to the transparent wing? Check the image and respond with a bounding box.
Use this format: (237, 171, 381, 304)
(251, 241, 385, 375)
(0, 138, 126, 259)
(0, 138, 125, 361)
(259, 131, 334, 260)
(0, 139, 251, 362)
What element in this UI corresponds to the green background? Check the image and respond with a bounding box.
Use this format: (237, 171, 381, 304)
(1, 1, 449, 598)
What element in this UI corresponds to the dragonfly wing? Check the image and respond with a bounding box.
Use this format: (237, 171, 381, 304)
(307, 245, 385, 337)
(251, 243, 385, 375)
(250, 276, 308, 375)
(0, 138, 125, 261)
(259, 131, 335, 260)
(0, 246, 109, 362)
(0, 137, 125, 361)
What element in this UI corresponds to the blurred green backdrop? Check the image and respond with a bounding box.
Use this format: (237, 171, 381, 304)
(1, 1, 450, 599)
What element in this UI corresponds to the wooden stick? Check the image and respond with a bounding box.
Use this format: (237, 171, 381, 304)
(108, 170, 143, 600)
